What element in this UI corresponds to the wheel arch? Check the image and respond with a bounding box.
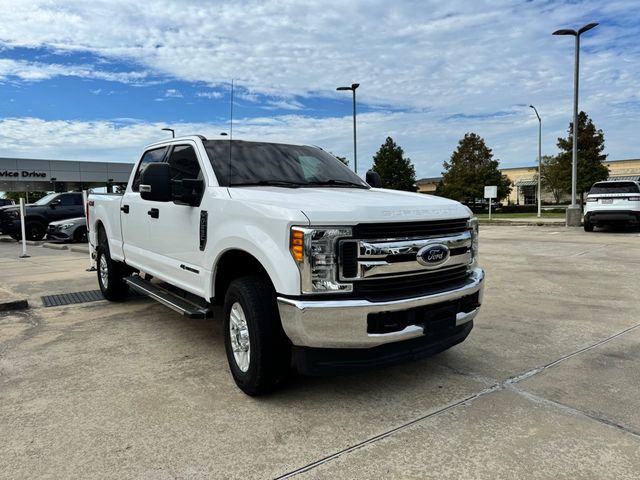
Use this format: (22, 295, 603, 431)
(212, 249, 274, 304)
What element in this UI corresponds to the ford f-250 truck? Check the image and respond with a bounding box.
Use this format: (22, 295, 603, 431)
(88, 135, 484, 395)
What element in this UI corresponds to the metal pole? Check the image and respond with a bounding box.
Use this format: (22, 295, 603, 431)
(489, 198, 492, 221)
(571, 34, 580, 208)
(352, 88, 357, 175)
(538, 117, 542, 218)
(19, 197, 29, 258)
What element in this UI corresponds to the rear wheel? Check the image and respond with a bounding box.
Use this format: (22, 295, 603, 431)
(25, 221, 46, 241)
(583, 221, 594, 232)
(223, 276, 291, 396)
(97, 236, 129, 301)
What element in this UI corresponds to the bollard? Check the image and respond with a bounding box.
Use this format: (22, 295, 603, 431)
(19, 197, 30, 258)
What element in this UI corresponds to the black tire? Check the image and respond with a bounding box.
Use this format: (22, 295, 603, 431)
(223, 276, 291, 396)
(73, 226, 88, 243)
(97, 237, 129, 301)
(583, 221, 594, 232)
(24, 221, 46, 241)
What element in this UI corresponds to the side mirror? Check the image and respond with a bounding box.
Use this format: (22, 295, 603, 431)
(366, 170, 383, 188)
(49, 199, 61, 208)
(173, 178, 204, 207)
(140, 163, 172, 202)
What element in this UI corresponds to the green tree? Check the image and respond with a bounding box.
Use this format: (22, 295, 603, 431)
(2, 191, 48, 203)
(540, 154, 567, 204)
(371, 137, 416, 191)
(556, 111, 609, 201)
(437, 132, 511, 202)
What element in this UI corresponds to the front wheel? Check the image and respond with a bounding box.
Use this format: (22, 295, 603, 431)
(583, 220, 594, 232)
(223, 276, 291, 396)
(25, 221, 46, 241)
(73, 226, 88, 243)
(97, 240, 129, 301)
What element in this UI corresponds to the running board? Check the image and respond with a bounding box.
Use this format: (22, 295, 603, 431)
(124, 276, 211, 319)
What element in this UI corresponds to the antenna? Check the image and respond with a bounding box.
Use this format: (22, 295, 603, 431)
(227, 79, 234, 186)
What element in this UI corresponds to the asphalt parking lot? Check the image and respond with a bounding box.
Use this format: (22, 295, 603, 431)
(1, 225, 640, 479)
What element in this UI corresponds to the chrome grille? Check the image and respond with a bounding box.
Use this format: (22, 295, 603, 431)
(339, 219, 474, 300)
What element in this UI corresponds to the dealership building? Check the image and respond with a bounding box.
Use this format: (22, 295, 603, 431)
(0, 157, 133, 194)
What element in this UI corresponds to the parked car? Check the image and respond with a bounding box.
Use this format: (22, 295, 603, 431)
(0, 192, 85, 241)
(583, 180, 640, 231)
(89, 136, 485, 395)
(46, 217, 88, 243)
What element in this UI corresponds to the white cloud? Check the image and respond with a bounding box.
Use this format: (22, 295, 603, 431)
(0, 58, 148, 84)
(0, 1, 638, 173)
(164, 88, 182, 98)
(196, 91, 224, 99)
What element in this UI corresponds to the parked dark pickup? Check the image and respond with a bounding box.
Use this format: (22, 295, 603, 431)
(0, 192, 85, 241)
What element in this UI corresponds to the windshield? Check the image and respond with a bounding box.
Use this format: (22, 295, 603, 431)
(203, 140, 369, 188)
(589, 182, 639, 194)
(33, 193, 59, 205)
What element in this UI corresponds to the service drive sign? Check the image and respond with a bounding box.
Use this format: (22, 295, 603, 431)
(484, 186, 497, 199)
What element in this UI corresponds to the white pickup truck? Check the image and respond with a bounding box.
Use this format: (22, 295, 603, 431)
(88, 135, 484, 395)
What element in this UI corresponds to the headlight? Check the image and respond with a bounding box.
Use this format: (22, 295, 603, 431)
(60, 223, 74, 230)
(290, 226, 353, 294)
(468, 217, 479, 265)
(6, 210, 20, 219)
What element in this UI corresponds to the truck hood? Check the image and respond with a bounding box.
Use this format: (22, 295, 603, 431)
(228, 187, 470, 224)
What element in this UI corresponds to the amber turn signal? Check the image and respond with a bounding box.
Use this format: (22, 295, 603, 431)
(290, 229, 304, 263)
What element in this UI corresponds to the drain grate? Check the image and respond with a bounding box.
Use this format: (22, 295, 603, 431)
(42, 290, 104, 307)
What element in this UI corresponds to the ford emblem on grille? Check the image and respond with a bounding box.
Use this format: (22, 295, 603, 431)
(417, 244, 450, 267)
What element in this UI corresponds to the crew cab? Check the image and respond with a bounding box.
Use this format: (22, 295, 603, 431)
(88, 136, 485, 395)
(0, 192, 85, 240)
(584, 180, 640, 231)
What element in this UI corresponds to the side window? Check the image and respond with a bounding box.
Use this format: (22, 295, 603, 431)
(167, 145, 202, 182)
(166, 145, 204, 200)
(132, 147, 168, 192)
(58, 194, 77, 206)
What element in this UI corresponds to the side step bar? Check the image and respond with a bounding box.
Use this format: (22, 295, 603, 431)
(124, 275, 211, 319)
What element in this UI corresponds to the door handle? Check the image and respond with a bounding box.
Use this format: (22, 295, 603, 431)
(147, 208, 159, 219)
(121, 205, 130, 214)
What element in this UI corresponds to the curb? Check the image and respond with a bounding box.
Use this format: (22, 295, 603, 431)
(70, 245, 90, 254)
(479, 221, 569, 227)
(42, 243, 69, 250)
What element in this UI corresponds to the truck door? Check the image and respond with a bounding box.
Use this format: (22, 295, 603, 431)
(121, 146, 168, 269)
(145, 143, 208, 296)
(49, 193, 83, 222)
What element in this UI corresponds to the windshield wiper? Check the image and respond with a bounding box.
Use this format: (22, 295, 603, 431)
(228, 180, 302, 188)
(304, 179, 369, 189)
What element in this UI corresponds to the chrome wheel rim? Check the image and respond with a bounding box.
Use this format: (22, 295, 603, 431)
(229, 302, 250, 372)
(99, 254, 109, 289)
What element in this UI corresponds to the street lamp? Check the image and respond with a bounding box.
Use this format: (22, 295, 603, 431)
(161, 127, 175, 138)
(553, 22, 598, 226)
(336, 83, 360, 175)
(529, 105, 542, 218)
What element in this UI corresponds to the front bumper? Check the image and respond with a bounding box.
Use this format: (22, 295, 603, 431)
(277, 267, 484, 349)
(0, 219, 20, 235)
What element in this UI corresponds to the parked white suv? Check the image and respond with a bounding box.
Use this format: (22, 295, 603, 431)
(584, 180, 640, 231)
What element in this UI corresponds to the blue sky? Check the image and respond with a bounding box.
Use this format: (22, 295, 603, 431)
(1, 0, 639, 178)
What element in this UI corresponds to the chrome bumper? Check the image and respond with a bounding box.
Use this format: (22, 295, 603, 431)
(277, 267, 484, 349)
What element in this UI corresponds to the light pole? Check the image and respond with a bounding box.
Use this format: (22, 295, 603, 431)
(553, 22, 598, 226)
(161, 127, 175, 138)
(529, 105, 542, 218)
(336, 83, 360, 175)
